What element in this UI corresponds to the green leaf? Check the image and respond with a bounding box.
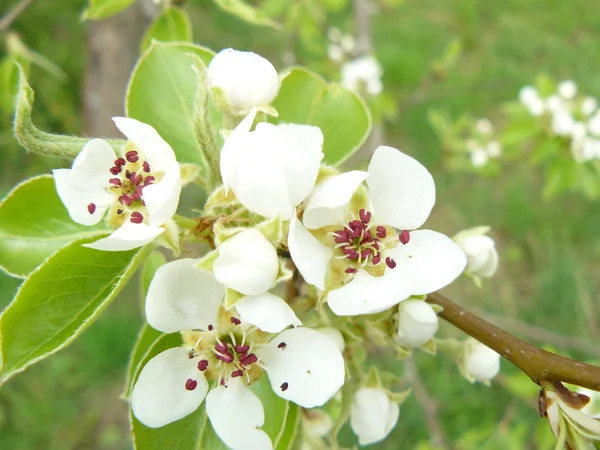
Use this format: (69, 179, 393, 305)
(214, 0, 282, 29)
(141, 8, 193, 52)
(82, 0, 136, 20)
(0, 236, 148, 385)
(0, 272, 21, 311)
(126, 42, 215, 167)
(0, 175, 108, 278)
(273, 68, 372, 165)
(14, 66, 124, 160)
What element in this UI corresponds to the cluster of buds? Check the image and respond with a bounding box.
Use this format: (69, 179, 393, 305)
(466, 118, 502, 168)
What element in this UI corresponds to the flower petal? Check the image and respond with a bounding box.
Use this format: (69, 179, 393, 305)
(83, 221, 164, 251)
(288, 215, 332, 291)
(303, 171, 368, 229)
(386, 230, 466, 295)
(131, 347, 208, 428)
(143, 165, 182, 227)
(367, 146, 435, 230)
(206, 377, 272, 450)
(220, 109, 257, 193)
(350, 387, 399, 446)
(316, 327, 345, 352)
(112, 117, 177, 170)
(257, 327, 345, 408)
(327, 269, 412, 316)
(146, 259, 224, 333)
(69, 139, 116, 191)
(53, 169, 112, 226)
(236, 292, 301, 333)
(213, 228, 279, 295)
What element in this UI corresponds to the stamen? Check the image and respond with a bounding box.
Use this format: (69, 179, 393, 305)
(359, 209, 371, 224)
(345, 267, 357, 274)
(197, 360, 209, 371)
(280, 382, 289, 392)
(119, 194, 133, 206)
(277, 342, 287, 349)
(130, 172, 143, 185)
(231, 369, 244, 378)
(376, 226, 387, 239)
(399, 230, 410, 245)
(125, 170, 132, 179)
(215, 351, 234, 363)
(372, 253, 381, 265)
(109, 178, 121, 186)
(87, 203, 96, 214)
(208, 324, 214, 331)
(230, 317, 241, 325)
(215, 340, 228, 354)
(109, 166, 121, 175)
(130, 212, 144, 224)
(115, 157, 126, 167)
(234, 345, 249, 353)
(385, 257, 397, 269)
(241, 353, 258, 366)
(117, 209, 123, 215)
(126, 151, 139, 163)
(143, 161, 151, 172)
(143, 176, 155, 186)
(185, 379, 198, 391)
(333, 230, 349, 243)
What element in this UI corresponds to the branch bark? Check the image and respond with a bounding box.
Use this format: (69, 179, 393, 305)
(0, 0, 33, 32)
(427, 292, 600, 391)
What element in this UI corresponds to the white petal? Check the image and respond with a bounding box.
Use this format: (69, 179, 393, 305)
(213, 229, 278, 295)
(288, 215, 332, 291)
(143, 164, 182, 227)
(386, 230, 466, 295)
(459, 235, 498, 277)
(146, 259, 224, 333)
(350, 387, 399, 446)
(257, 327, 345, 408)
(221, 109, 257, 193)
(367, 146, 435, 230)
(53, 169, 112, 226)
(394, 300, 439, 348)
(477, 246, 499, 278)
(69, 139, 116, 191)
(463, 340, 500, 382)
(131, 347, 208, 428)
(303, 171, 368, 229)
(315, 327, 345, 352)
(206, 377, 272, 450)
(112, 117, 177, 170)
(327, 270, 412, 316)
(83, 221, 164, 251)
(236, 292, 301, 333)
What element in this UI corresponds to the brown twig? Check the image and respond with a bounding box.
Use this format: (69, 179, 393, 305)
(427, 292, 600, 391)
(0, 0, 33, 32)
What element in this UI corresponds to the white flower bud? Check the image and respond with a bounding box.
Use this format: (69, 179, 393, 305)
(475, 118, 493, 134)
(350, 387, 400, 446)
(453, 226, 499, 278)
(207, 48, 280, 114)
(558, 80, 577, 99)
(588, 112, 600, 136)
(327, 44, 344, 63)
(486, 140, 502, 158)
(394, 300, 439, 348)
(302, 409, 334, 438)
(545, 94, 564, 114)
(470, 148, 489, 168)
(518, 85, 538, 105)
(461, 339, 500, 383)
(581, 97, 598, 116)
(551, 110, 576, 136)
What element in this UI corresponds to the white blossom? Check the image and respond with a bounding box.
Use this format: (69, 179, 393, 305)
(327, 44, 344, 63)
(394, 299, 439, 348)
(475, 118, 493, 135)
(341, 55, 383, 97)
(453, 226, 499, 278)
(581, 97, 598, 116)
(207, 49, 280, 114)
(551, 110, 576, 136)
(53, 118, 181, 251)
(518, 86, 544, 116)
(289, 146, 466, 316)
(588, 112, 600, 136)
(558, 80, 577, 99)
(486, 140, 502, 158)
(350, 387, 400, 446)
(132, 259, 345, 448)
(220, 109, 323, 220)
(460, 338, 500, 383)
(470, 148, 489, 168)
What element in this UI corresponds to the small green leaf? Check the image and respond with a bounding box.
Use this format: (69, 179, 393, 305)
(126, 42, 215, 167)
(273, 68, 372, 165)
(0, 272, 21, 311)
(0, 175, 107, 278)
(0, 236, 148, 385)
(141, 8, 193, 52)
(82, 0, 136, 20)
(214, 0, 282, 29)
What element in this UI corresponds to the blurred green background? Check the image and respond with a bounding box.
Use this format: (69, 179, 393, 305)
(1, 0, 599, 448)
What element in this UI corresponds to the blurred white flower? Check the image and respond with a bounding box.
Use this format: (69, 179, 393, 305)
(350, 387, 400, 446)
(486, 140, 502, 158)
(394, 299, 439, 348)
(470, 148, 489, 167)
(571, 121, 587, 141)
(453, 226, 499, 278)
(341, 55, 384, 96)
(545, 94, 564, 114)
(207, 49, 280, 114)
(340, 35, 357, 54)
(588, 112, 600, 136)
(327, 27, 342, 42)
(518, 86, 545, 116)
(551, 110, 576, 136)
(581, 97, 598, 116)
(460, 338, 500, 384)
(327, 44, 344, 63)
(476, 118, 493, 134)
(558, 80, 577, 99)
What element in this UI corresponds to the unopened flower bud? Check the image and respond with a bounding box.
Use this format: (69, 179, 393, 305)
(558, 80, 577, 99)
(453, 226, 498, 278)
(461, 338, 500, 383)
(302, 408, 334, 438)
(207, 48, 280, 114)
(394, 300, 439, 348)
(350, 387, 400, 446)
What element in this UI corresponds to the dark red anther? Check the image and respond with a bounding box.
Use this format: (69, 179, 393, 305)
(215, 351, 234, 363)
(197, 360, 209, 371)
(126, 151, 139, 163)
(119, 194, 133, 206)
(185, 378, 198, 391)
(125, 170, 132, 179)
(230, 317, 241, 325)
(215, 341, 229, 353)
(234, 345, 249, 353)
(132, 185, 143, 200)
(372, 253, 381, 265)
(376, 226, 387, 239)
(349, 227, 362, 239)
(399, 230, 410, 245)
(109, 178, 121, 186)
(343, 247, 359, 260)
(277, 342, 287, 349)
(361, 248, 373, 259)
(359, 209, 371, 224)
(87, 203, 96, 214)
(220, 378, 226, 386)
(280, 382, 289, 392)
(333, 230, 349, 243)
(242, 353, 258, 366)
(130, 212, 144, 224)
(109, 166, 121, 175)
(208, 324, 214, 331)
(231, 370, 244, 378)
(130, 172, 143, 185)
(115, 157, 126, 166)
(143, 161, 151, 172)
(360, 230, 372, 244)
(349, 220, 365, 230)
(117, 209, 123, 215)
(345, 267, 357, 274)
(144, 176, 155, 186)
(385, 257, 397, 269)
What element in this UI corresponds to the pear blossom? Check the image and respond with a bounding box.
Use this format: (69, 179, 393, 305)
(581, 97, 598, 116)
(394, 299, 439, 348)
(350, 387, 400, 446)
(207, 49, 280, 114)
(220, 109, 324, 220)
(558, 80, 577, 99)
(132, 259, 345, 448)
(341, 55, 383, 97)
(460, 338, 500, 384)
(486, 140, 502, 158)
(470, 148, 489, 168)
(289, 146, 466, 316)
(518, 86, 545, 116)
(53, 118, 181, 251)
(453, 226, 499, 278)
(475, 118, 493, 135)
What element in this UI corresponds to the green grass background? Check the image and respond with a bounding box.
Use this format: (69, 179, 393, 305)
(1, 0, 599, 448)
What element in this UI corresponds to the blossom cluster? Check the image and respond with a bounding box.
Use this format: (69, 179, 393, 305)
(519, 80, 600, 162)
(466, 118, 502, 168)
(52, 48, 503, 448)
